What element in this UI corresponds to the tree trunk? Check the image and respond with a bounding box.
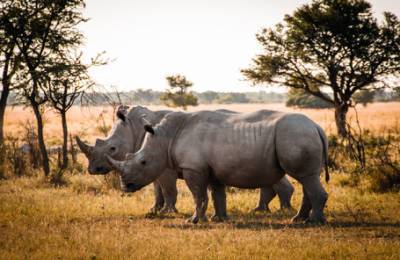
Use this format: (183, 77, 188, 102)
(334, 104, 349, 138)
(31, 101, 50, 176)
(0, 86, 9, 147)
(60, 111, 68, 169)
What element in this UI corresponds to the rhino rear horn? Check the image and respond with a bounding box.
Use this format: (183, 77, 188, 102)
(75, 136, 93, 157)
(106, 155, 125, 173)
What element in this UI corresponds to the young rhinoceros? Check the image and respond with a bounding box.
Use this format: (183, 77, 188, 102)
(107, 110, 329, 224)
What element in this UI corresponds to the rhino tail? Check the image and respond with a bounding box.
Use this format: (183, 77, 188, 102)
(316, 125, 329, 183)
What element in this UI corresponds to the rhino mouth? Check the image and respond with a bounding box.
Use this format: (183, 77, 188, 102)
(123, 183, 144, 193)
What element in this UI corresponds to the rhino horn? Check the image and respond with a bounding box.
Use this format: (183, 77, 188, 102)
(75, 136, 93, 157)
(106, 155, 125, 173)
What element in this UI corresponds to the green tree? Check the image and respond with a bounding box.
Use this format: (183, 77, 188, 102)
(286, 89, 333, 108)
(0, 1, 23, 147)
(4, 0, 87, 176)
(242, 0, 400, 137)
(352, 89, 375, 106)
(160, 74, 198, 110)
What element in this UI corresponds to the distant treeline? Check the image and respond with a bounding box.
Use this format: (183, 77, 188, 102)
(4, 88, 399, 106)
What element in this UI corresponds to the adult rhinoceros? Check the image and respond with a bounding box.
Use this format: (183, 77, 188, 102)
(107, 110, 329, 223)
(76, 106, 295, 214)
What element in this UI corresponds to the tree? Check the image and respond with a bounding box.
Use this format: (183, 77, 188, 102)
(0, 1, 23, 147)
(242, 0, 400, 137)
(44, 52, 103, 169)
(199, 91, 219, 104)
(286, 89, 333, 108)
(5, 0, 87, 176)
(352, 89, 375, 106)
(160, 74, 198, 110)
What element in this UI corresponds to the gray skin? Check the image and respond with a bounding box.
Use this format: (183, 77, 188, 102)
(76, 106, 178, 214)
(76, 106, 294, 214)
(107, 110, 329, 224)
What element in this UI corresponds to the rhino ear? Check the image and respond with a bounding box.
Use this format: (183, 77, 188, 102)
(141, 115, 155, 135)
(95, 138, 106, 146)
(144, 125, 155, 135)
(116, 105, 129, 122)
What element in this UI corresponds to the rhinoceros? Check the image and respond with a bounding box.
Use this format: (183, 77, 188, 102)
(107, 109, 329, 223)
(76, 106, 295, 214)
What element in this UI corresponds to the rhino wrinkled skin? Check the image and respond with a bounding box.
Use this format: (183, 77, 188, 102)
(76, 106, 295, 214)
(108, 110, 329, 223)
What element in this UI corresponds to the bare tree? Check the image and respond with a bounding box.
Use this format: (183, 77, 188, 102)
(43, 52, 105, 169)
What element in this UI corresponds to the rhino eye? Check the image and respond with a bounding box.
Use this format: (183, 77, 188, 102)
(141, 160, 146, 166)
(110, 146, 116, 152)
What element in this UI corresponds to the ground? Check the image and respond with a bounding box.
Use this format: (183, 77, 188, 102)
(1, 103, 400, 259)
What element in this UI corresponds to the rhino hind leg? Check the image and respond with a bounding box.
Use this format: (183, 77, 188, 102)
(210, 182, 228, 222)
(149, 181, 165, 214)
(274, 176, 294, 210)
(291, 187, 312, 222)
(293, 175, 328, 224)
(254, 187, 276, 212)
(183, 169, 209, 224)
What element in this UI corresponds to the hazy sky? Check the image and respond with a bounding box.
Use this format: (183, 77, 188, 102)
(80, 0, 400, 92)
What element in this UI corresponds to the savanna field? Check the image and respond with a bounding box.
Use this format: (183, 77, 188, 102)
(1, 103, 400, 259)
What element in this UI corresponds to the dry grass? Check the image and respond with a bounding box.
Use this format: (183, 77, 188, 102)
(1, 102, 400, 259)
(0, 174, 399, 259)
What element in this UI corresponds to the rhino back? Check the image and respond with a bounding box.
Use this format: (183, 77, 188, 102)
(173, 110, 287, 188)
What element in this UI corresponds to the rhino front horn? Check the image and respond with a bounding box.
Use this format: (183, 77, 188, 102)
(75, 136, 93, 157)
(106, 155, 125, 173)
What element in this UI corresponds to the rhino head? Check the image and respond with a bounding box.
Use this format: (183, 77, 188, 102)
(75, 105, 134, 175)
(106, 120, 169, 192)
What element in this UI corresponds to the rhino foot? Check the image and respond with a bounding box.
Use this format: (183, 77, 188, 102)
(305, 216, 327, 225)
(159, 206, 178, 214)
(186, 215, 207, 224)
(252, 206, 271, 213)
(211, 214, 228, 222)
(148, 205, 163, 215)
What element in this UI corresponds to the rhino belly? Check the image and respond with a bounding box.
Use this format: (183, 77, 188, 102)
(208, 147, 284, 189)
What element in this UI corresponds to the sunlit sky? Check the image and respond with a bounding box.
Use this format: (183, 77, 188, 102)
(80, 0, 400, 92)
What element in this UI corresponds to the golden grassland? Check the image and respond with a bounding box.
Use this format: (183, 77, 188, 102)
(4, 102, 400, 143)
(1, 102, 400, 259)
(1, 175, 399, 259)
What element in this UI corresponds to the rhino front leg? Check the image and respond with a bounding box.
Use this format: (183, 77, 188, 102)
(158, 169, 178, 214)
(149, 181, 164, 214)
(254, 187, 276, 212)
(210, 182, 228, 222)
(274, 176, 294, 210)
(183, 169, 209, 224)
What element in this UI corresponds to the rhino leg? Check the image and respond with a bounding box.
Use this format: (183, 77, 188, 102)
(254, 187, 276, 212)
(149, 181, 164, 214)
(292, 175, 328, 224)
(291, 187, 312, 222)
(210, 182, 228, 222)
(158, 169, 178, 214)
(274, 176, 294, 210)
(300, 175, 328, 223)
(183, 169, 209, 224)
